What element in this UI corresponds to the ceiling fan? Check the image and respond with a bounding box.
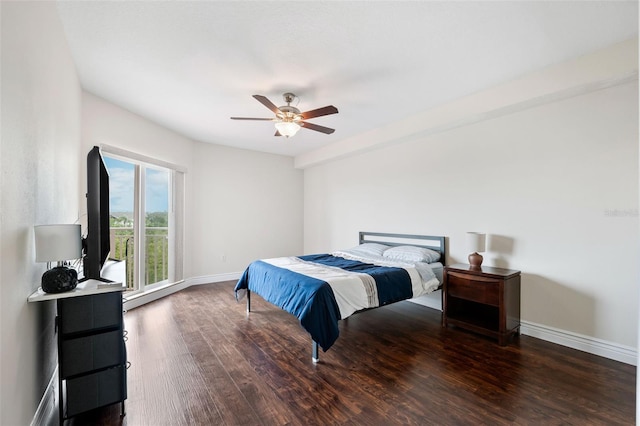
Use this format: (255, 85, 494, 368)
(231, 93, 338, 138)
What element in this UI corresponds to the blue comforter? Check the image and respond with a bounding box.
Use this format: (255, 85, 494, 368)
(234, 254, 414, 352)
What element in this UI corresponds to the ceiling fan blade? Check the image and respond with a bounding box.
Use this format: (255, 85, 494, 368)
(301, 121, 335, 134)
(230, 117, 274, 121)
(253, 95, 281, 115)
(300, 105, 338, 120)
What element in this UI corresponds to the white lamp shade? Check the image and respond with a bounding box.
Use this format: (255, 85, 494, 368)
(34, 224, 82, 262)
(467, 232, 486, 253)
(275, 121, 301, 137)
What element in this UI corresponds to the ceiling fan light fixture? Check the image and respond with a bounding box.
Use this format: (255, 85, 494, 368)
(275, 121, 301, 138)
(232, 93, 338, 136)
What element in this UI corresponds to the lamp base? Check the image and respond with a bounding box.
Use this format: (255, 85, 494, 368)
(468, 252, 483, 269)
(42, 266, 78, 293)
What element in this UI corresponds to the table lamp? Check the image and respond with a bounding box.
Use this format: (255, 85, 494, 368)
(467, 232, 486, 269)
(34, 224, 82, 293)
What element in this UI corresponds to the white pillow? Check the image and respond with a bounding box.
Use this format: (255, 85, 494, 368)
(342, 243, 390, 257)
(383, 245, 440, 263)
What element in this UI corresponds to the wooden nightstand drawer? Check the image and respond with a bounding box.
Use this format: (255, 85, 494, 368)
(447, 272, 499, 306)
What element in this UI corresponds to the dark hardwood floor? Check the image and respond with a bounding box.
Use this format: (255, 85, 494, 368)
(69, 281, 635, 425)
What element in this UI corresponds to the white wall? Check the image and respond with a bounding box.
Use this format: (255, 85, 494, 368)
(304, 79, 638, 349)
(0, 2, 82, 425)
(190, 143, 303, 277)
(82, 92, 303, 281)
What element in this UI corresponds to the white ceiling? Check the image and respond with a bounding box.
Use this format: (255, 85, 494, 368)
(56, 1, 638, 158)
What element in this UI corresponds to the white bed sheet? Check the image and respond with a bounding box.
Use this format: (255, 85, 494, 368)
(429, 262, 444, 283)
(264, 253, 441, 321)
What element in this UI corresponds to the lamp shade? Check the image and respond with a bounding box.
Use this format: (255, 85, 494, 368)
(467, 232, 486, 253)
(34, 224, 82, 262)
(275, 121, 301, 137)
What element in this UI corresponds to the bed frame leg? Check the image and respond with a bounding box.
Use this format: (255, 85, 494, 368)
(246, 289, 251, 314)
(312, 340, 319, 363)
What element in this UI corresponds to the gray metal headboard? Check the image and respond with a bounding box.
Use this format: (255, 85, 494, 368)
(359, 231, 447, 264)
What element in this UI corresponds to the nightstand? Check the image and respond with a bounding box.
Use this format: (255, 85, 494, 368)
(443, 263, 521, 345)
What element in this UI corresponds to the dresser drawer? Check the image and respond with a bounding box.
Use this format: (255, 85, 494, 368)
(61, 330, 126, 378)
(58, 292, 122, 335)
(447, 272, 499, 306)
(65, 365, 127, 418)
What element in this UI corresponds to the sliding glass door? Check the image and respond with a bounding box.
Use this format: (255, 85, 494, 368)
(103, 155, 174, 292)
(143, 166, 171, 288)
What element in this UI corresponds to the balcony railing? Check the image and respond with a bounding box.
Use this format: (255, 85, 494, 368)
(110, 227, 168, 290)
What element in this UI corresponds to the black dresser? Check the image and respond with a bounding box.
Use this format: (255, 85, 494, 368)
(57, 291, 127, 423)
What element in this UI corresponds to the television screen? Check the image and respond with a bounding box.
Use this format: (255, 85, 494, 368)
(83, 146, 111, 281)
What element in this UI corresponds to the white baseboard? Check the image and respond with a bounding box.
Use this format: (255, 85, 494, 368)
(31, 367, 57, 426)
(188, 272, 242, 286)
(520, 320, 637, 366)
(123, 273, 241, 310)
(123, 279, 190, 310)
(407, 297, 637, 366)
(408, 292, 442, 311)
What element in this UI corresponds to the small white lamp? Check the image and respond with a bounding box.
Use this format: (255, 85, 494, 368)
(34, 224, 82, 293)
(467, 232, 486, 269)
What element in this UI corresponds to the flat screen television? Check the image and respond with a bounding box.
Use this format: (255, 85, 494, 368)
(83, 146, 112, 282)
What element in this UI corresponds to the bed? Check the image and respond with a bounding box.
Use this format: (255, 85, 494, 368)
(234, 232, 446, 362)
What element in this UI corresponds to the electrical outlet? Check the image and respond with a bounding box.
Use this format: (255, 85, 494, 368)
(221, 254, 227, 262)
